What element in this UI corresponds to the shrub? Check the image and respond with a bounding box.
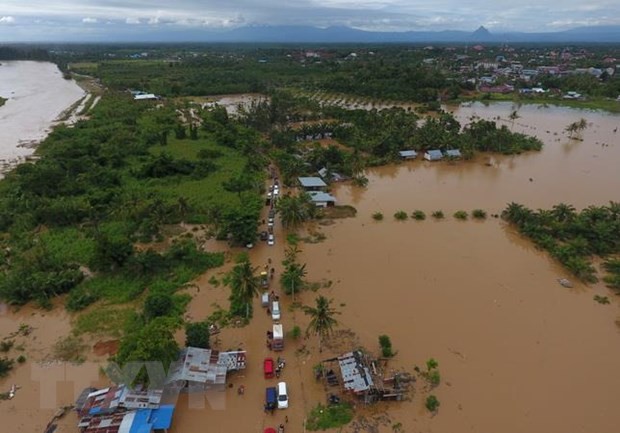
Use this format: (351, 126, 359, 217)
(472, 209, 487, 219)
(143, 292, 174, 321)
(593, 295, 610, 305)
(431, 210, 445, 219)
(379, 334, 395, 358)
(412, 210, 426, 221)
(428, 369, 441, 386)
(425, 395, 440, 412)
(185, 321, 211, 349)
(394, 211, 408, 220)
(0, 357, 14, 377)
(17, 355, 26, 364)
(0, 340, 14, 353)
(290, 325, 302, 339)
(426, 358, 439, 371)
(454, 210, 468, 220)
(372, 212, 384, 221)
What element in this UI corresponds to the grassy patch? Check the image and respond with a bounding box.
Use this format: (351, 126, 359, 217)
(73, 306, 136, 337)
(306, 403, 354, 431)
(52, 335, 87, 363)
(40, 227, 96, 265)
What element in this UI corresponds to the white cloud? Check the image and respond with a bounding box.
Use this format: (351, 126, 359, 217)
(125, 17, 141, 24)
(82, 17, 98, 23)
(0, 16, 16, 24)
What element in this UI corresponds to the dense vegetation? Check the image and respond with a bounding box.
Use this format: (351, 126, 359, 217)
(503, 202, 620, 284)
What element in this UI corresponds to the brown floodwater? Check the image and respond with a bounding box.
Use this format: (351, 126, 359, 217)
(2, 101, 620, 433)
(0, 61, 85, 170)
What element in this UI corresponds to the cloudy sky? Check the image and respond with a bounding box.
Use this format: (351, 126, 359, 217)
(1, 0, 619, 41)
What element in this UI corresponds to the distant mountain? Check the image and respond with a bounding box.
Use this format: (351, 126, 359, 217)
(471, 26, 492, 41)
(98, 24, 620, 43)
(202, 24, 620, 43)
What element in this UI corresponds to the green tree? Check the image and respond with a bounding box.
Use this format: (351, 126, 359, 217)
(114, 317, 180, 386)
(227, 256, 260, 318)
(303, 296, 340, 352)
(185, 321, 210, 349)
(425, 395, 440, 412)
(143, 292, 174, 321)
(277, 193, 315, 230)
(281, 246, 307, 298)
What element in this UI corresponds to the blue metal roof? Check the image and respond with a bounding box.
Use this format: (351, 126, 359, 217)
(129, 410, 151, 433)
(151, 405, 175, 430)
(445, 149, 462, 157)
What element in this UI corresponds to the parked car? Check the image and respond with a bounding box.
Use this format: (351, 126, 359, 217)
(260, 231, 269, 241)
(268, 234, 275, 246)
(277, 381, 289, 409)
(261, 292, 270, 307)
(271, 301, 281, 320)
(264, 357, 275, 379)
(265, 387, 277, 412)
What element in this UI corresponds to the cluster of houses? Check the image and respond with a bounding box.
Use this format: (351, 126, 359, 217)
(298, 177, 337, 207)
(452, 47, 618, 98)
(73, 348, 246, 433)
(399, 149, 462, 161)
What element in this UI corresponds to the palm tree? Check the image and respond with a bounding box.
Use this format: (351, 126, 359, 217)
(277, 194, 313, 230)
(503, 202, 529, 226)
(227, 257, 259, 318)
(303, 296, 340, 352)
(551, 203, 576, 223)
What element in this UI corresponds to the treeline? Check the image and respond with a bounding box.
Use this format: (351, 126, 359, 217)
(503, 202, 620, 285)
(233, 90, 543, 182)
(0, 46, 51, 61)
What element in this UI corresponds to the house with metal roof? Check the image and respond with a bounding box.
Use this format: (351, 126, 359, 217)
(307, 191, 336, 208)
(424, 150, 443, 161)
(398, 150, 418, 160)
(338, 351, 374, 394)
(444, 149, 462, 158)
(165, 347, 247, 392)
(298, 176, 327, 191)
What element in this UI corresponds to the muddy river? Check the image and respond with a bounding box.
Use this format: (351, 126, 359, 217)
(1, 101, 619, 433)
(0, 61, 85, 169)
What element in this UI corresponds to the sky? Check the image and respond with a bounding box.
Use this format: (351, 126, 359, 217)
(1, 0, 619, 41)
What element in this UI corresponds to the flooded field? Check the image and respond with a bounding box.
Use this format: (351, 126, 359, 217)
(0, 61, 85, 169)
(1, 100, 619, 433)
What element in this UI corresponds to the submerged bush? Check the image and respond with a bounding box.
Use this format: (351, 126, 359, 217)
(431, 210, 445, 219)
(472, 209, 487, 219)
(454, 210, 468, 220)
(372, 212, 384, 221)
(412, 210, 426, 220)
(394, 211, 408, 221)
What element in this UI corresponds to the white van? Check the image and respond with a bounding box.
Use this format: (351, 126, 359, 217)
(277, 381, 289, 409)
(271, 301, 281, 321)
